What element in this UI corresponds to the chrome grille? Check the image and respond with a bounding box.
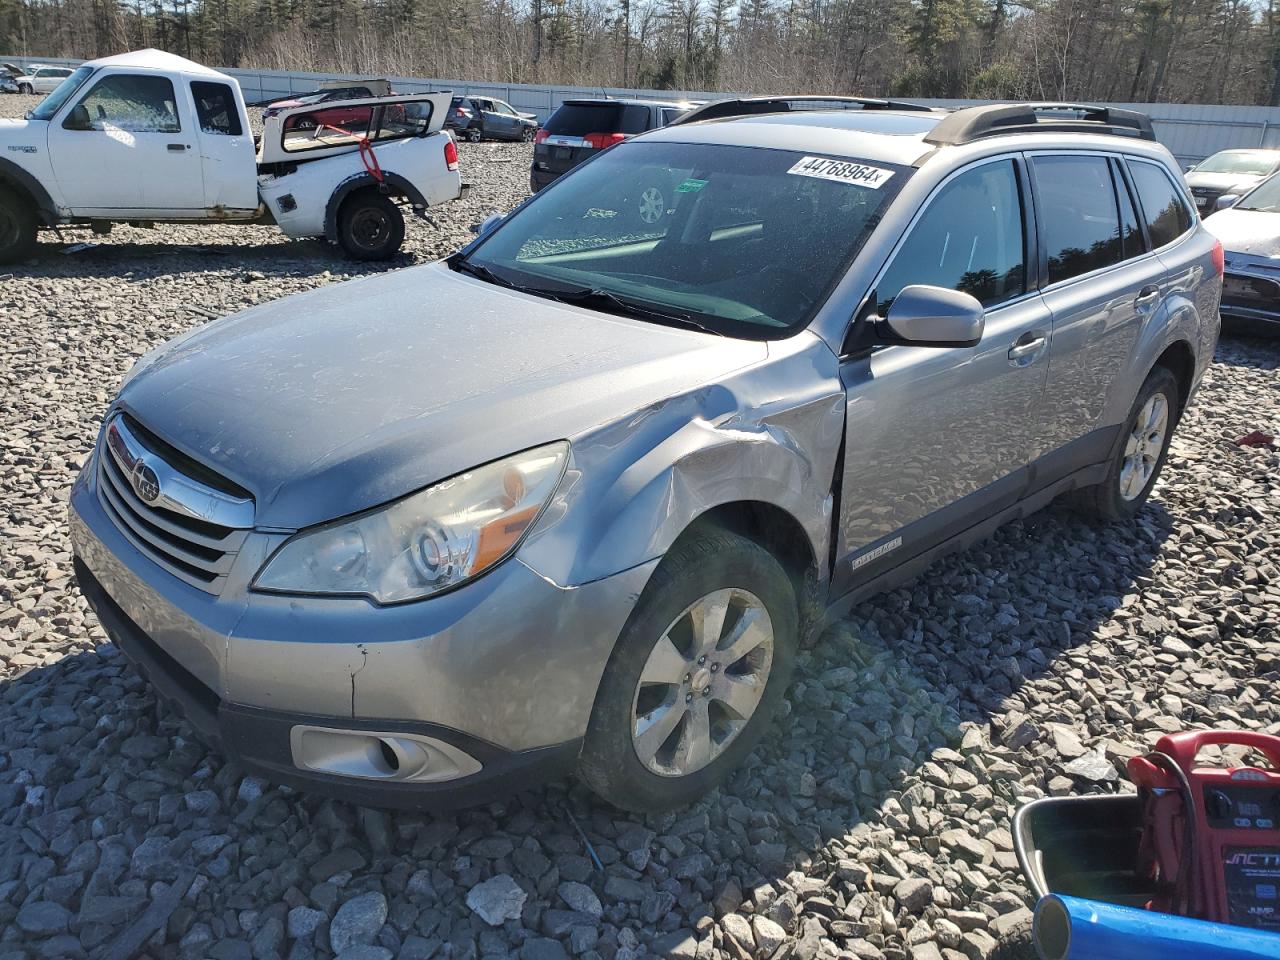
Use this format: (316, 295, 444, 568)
(96, 414, 254, 593)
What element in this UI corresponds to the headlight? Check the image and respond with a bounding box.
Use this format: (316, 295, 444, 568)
(253, 442, 568, 603)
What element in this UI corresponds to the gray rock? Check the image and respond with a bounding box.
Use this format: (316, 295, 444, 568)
(330, 892, 389, 953)
(335, 948, 394, 960)
(651, 930, 697, 960)
(558, 881, 603, 918)
(894, 878, 934, 914)
(520, 939, 569, 960)
(288, 905, 328, 939)
(465, 874, 526, 926)
(16, 901, 71, 935)
(1063, 752, 1120, 782)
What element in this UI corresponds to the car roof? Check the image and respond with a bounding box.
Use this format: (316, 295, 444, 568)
(85, 48, 233, 82)
(644, 104, 1170, 167)
(643, 110, 942, 166)
(561, 98, 690, 108)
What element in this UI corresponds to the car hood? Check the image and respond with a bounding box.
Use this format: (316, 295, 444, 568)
(1185, 171, 1263, 192)
(117, 263, 766, 529)
(0, 118, 35, 135)
(1203, 207, 1280, 256)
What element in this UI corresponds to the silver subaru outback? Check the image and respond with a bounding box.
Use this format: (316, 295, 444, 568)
(70, 99, 1221, 811)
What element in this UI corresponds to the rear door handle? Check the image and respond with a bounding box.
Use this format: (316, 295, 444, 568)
(1008, 331, 1047, 362)
(167, 143, 188, 152)
(1135, 285, 1161, 311)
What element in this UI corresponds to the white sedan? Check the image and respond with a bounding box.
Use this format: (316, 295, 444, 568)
(1204, 173, 1280, 337)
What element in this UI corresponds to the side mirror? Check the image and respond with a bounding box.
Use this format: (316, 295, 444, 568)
(63, 103, 91, 131)
(1184, 163, 1197, 173)
(471, 211, 504, 236)
(1215, 194, 1241, 211)
(880, 285, 985, 347)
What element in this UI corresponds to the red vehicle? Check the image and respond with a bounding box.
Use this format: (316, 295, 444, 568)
(261, 80, 393, 128)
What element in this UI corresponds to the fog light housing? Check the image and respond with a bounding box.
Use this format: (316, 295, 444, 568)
(289, 725, 482, 783)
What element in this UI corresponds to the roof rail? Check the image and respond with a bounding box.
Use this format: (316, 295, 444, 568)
(924, 102, 1155, 146)
(670, 95, 938, 125)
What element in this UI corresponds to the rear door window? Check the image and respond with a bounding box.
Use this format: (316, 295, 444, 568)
(1032, 155, 1124, 285)
(875, 158, 1026, 313)
(1112, 159, 1146, 258)
(1126, 159, 1195, 248)
(191, 81, 242, 136)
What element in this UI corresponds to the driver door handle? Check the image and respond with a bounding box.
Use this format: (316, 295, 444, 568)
(1008, 331, 1047, 362)
(167, 143, 188, 152)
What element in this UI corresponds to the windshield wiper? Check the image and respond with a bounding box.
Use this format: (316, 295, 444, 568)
(550, 287, 725, 336)
(445, 253, 524, 290)
(448, 255, 723, 335)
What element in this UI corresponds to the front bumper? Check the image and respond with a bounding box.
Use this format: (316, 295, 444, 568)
(1220, 252, 1280, 335)
(70, 457, 658, 806)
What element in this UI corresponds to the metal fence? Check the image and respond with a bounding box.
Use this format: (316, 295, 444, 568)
(6, 53, 1280, 164)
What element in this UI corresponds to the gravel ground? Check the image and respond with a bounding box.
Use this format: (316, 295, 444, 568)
(2, 90, 1280, 960)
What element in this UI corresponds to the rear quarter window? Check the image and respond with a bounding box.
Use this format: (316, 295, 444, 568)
(1126, 159, 1195, 248)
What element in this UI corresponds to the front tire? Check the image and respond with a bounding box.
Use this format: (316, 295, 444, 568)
(1072, 365, 1180, 521)
(18, 83, 31, 94)
(521, 126, 536, 142)
(0, 185, 38, 264)
(336, 191, 405, 261)
(579, 529, 797, 812)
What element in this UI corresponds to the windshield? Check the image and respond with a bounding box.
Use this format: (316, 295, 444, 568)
(1236, 174, 1280, 212)
(1196, 151, 1278, 176)
(462, 141, 908, 338)
(27, 65, 95, 121)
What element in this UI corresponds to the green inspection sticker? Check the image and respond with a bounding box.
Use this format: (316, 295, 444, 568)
(675, 178, 708, 193)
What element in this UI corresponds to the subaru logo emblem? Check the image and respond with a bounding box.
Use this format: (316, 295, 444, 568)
(130, 461, 161, 503)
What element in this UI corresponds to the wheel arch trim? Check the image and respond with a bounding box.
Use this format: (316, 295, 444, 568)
(0, 156, 57, 225)
(323, 171, 425, 243)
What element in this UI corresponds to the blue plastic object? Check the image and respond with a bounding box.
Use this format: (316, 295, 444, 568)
(1034, 894, 1280, 960)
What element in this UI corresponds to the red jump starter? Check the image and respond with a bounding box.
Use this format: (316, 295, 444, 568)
(1129, 730, 1280, 931)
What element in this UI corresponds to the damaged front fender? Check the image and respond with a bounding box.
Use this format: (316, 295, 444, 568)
(518, 331, 846, 590)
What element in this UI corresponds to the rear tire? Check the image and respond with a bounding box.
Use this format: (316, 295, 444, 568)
(1071, 365, 1180, 521)
(0, 185, 38, 264)
(466, 128, 482, 143)
(578, 529, 797, 812)
(336, 191, 405, 261)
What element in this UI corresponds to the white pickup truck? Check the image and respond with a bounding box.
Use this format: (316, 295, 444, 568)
(0, 49, 466, 262)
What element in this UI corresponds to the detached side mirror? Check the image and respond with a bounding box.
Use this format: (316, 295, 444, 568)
(1215, 194, 1240, 211)
(880, 284, 985, 347)
(470, 211, 505, 237)
(62, 103, 91, 131)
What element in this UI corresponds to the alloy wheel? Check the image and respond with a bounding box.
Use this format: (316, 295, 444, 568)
(630, 588, 774, 777)
(1120, 392, 1168, 500)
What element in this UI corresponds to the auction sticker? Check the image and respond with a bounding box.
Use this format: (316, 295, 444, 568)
(787, 156, 894, 188)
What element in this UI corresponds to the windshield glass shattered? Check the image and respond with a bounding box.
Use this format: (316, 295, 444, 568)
(460, 140, 908, 338)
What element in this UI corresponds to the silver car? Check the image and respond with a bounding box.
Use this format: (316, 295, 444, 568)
(1184, 148, 1280, 215)
(70, 99, 1221, 811)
